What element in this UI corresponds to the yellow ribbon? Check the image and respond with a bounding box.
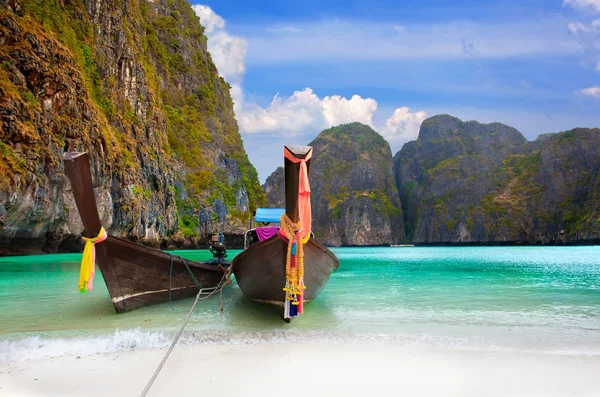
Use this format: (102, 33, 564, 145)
(79, 227, 107, 292)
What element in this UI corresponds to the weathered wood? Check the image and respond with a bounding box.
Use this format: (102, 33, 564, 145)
(284, 145, 312, 223)
(63, 151, 228, 313)
(63, 152, 102, 238)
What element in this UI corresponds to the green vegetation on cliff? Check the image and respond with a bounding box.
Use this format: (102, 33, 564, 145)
(264, 122, 404, 246)
(0, 0, 263, 250)
(394, 115, 599, 244)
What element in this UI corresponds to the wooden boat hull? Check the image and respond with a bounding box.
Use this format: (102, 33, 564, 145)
(96, 236, 227, 313)
(62, 151, 228, 313)
(232, 235, 339, 315)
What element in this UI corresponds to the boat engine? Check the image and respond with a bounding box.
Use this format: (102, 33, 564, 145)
(210, 234, 227, 260)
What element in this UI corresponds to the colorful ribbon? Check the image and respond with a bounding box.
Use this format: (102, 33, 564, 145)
(79, 227, 107, 292)
(279, 147, 313, 319)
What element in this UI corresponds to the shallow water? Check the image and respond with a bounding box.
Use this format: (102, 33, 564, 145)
(1, 247, 600, 361)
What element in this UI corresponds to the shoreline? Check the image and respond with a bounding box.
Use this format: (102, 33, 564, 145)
(1, 238, 599, 257)
(2, 343, 600, 397)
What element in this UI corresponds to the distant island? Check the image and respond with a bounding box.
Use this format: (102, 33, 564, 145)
(0, 2, 598, 255)
(264, 117, 600, 246)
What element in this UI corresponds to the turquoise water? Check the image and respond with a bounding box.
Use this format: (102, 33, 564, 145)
(1, 247, 600, 360)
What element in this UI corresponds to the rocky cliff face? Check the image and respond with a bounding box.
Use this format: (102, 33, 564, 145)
(394, 115, 600, 244)
(262, 166, 284, 209)
(0, 0, 264, 254)
(263, 123, 404, 246)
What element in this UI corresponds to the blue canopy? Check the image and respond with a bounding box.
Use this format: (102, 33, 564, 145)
(255, 208, 285, 223)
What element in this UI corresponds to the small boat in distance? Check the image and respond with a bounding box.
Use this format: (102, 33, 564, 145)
(63, 152, 230, 313)
(232, 145, 339, 321)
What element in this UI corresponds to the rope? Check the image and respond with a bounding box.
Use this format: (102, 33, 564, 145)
(139, 288, 203, 397)
(133, 240, 228, 311)
(138, 246, 234, 397)
(166, 253, 204, 311)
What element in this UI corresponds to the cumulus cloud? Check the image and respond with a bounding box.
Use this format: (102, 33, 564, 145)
(192, 5, 224, 33)
(238, 88, 426, 146)
(581, 86, 600, 96)
(382, 107, 428, 143)
(238, 89, 326, 135)
(564, 0, 600, 12)
(322, 95, 378, 127)
(193, 5, 246, 111)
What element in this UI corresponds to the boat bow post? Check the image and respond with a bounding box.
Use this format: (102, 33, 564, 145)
(63, 152, 103, 239)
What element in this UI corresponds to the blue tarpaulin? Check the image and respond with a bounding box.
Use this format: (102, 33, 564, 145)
(255, 208, 285, 223)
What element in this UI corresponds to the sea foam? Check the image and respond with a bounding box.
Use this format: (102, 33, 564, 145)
(0, 329, 172, 362)
(3, 327, 600, 363)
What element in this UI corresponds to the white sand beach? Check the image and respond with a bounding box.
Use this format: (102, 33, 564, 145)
(2, 343, 600, 397)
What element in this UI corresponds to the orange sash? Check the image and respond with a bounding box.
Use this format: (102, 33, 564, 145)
(283, 147, 312, 241)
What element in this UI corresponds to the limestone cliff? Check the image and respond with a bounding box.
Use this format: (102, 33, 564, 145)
(0, 0, 264, 254)
(263, 123, 404, 246)
(262, 166, 284, 209)
(394, 115, 600, 244)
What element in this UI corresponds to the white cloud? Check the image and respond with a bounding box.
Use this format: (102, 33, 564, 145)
(596, 61, 600, 71)
(192, 5, 224, 33)
(238, 88, 428, 157)
(564, 0, 600, 12)
(382, 107, 428, 143)
(238, 88, 425, 143)
(238, 89, 326, 135)
(581, 86, 600, 96)
(392, 25, 406, 33)
(193, 5, 246, 112)
(322, 95, 378, 127)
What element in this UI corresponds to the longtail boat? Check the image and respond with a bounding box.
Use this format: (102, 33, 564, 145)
(232, 146, 339, 321)
(63, 152, 230, 313)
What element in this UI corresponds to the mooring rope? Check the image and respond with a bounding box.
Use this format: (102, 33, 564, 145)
(166, 252, 232, 310)
(138, 247, 233, 397)
(167, 253, 203, 311)
(139, 287, 203, 397)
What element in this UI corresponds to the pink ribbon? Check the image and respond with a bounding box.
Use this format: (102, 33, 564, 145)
(282, 147, 312, 241)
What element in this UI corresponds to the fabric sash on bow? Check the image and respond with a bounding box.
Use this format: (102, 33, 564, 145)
(282, 147, 312, 242)
(79, 227, 107, 292)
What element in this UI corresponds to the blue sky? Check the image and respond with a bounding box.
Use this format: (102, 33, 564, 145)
(191, 0, 600, 182)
